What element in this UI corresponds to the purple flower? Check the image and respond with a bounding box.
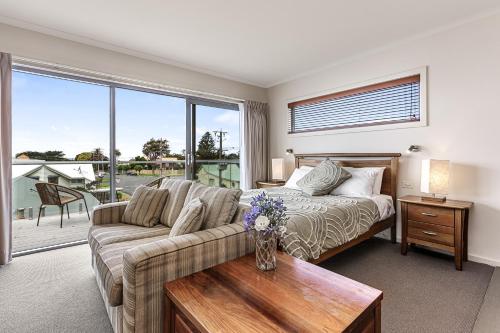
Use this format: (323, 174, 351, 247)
(243, 191, 288, 235)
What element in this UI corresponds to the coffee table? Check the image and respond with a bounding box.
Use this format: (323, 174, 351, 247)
(164, 252, 382, 332)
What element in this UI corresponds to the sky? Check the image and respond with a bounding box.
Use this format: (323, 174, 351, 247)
(12, 71, 240, 161)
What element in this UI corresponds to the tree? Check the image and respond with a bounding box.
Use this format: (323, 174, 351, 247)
(142, 138, 170, 161)
(134, 165, 144, 174)
(115, 149, 122, 160)
(75, 152, 93, 161)
(196, 132, 217, 160)
(16, 150, 68, 161)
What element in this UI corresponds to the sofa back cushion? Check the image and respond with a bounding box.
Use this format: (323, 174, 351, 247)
(185, 183, 242, 230)
(159, 179, 193, 227)
(169, 198, 206, 237)
(121, 185, 169, 227)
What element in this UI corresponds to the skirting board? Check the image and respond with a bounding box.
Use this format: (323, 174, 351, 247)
(375, 233, 500, 267)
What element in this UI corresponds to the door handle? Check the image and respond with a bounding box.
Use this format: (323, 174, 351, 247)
(422, 230, 438, 236)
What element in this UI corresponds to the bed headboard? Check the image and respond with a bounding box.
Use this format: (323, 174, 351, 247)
(294, 153, 401, 202)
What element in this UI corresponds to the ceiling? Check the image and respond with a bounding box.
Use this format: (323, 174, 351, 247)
(1, 0, 499, 87)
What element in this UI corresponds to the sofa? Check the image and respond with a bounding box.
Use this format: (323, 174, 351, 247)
(88, 179, 254, 333)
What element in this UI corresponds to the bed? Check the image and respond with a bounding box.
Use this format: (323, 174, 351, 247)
(241, 153, 400, 264)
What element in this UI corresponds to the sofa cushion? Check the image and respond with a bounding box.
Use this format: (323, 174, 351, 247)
(159, 179, 193, 227)
(169, 198, 206, 237)
(185, 183, 242, 230)
(122, 185, 169, 227)
(95, 235, 169, 307)
(88, 223, 171, 253)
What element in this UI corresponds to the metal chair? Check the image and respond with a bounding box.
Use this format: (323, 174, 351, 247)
(35, 183, 90, 228)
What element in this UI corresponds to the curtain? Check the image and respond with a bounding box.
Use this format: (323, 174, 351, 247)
(241, 100, 268, 190)
(0, 53, 12, 265)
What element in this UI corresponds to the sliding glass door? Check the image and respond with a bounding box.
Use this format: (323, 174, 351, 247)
(187, 99, 240, 189)
(12, 70, 109, 254)
(115, 88, 186, 199)
(11, 66, 240, 255)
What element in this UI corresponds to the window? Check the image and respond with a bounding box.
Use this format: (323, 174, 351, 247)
(11, 64, 240, 254)
(47, 176, 59, 184)
(288, 73, 424, 134)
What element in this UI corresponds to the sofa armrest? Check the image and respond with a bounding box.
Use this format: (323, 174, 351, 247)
(90, 201, 129, 226)
(121, 222, 254, 333)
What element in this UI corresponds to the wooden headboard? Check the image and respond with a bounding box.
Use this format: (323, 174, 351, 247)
(295, 153, 401, 203)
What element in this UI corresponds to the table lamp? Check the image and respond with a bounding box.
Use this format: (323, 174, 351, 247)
(420, 159, 450, 202)
(271, 158, 285, 181)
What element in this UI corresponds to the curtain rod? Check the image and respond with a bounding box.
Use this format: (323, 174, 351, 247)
(13, 56, 245, 104)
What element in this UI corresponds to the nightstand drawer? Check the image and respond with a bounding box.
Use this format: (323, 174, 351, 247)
(408, 220, 454, 246)
(407, 204, 454, 227)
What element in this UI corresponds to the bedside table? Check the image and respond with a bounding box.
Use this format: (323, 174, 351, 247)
(399, 195, 473, 271)
(255, 180, 285, 189)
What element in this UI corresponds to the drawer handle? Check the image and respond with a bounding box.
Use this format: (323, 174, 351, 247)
(422, 230, 438, 236)
(421, 212, 437, 217)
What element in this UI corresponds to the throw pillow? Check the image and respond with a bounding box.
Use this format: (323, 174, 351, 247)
(169, 198, 206, 237)
(158, 179, 193, 227)
(121, 185, 169, 227)
(185, 183, 242, 230)
(297, 160, 351, 196)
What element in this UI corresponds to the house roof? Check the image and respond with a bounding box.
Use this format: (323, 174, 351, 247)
(12, 163, 96, 182)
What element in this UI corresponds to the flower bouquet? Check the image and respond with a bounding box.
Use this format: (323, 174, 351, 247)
(243, 192, 288, 271)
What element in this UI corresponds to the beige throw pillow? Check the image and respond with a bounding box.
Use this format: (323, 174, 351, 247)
(169, 198, 206, 237)
(297, 160, 351, 196)
(185, 183, 242, 230)
(159, 179, 193, 227)
(121, 185, 169, 227)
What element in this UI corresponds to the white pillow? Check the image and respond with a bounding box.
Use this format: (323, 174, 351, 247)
(284, 166, 313, 189)
(331, 167, 379, 196)
(372, 167, 386, 195)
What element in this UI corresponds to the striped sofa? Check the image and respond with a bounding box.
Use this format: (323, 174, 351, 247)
(89, 189, 254, 333)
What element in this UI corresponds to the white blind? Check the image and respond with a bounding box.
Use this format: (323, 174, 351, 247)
(288, 75, 420, 134)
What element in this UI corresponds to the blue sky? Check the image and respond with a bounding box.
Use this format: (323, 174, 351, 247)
(12, 71, 240, 160)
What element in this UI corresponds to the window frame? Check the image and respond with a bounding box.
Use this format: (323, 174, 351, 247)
(286, 67, 427, 137)
(12, 64, 240, 200)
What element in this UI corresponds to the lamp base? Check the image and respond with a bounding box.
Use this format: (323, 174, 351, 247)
(421, 195, 446, 203)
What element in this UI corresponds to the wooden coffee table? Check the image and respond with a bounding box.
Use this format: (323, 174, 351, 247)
(164, 252, 382, 333)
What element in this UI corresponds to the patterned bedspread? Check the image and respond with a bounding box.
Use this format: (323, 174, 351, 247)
(240, 188, 380, 261)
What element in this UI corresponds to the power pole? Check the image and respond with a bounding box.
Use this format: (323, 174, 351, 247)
(213, 129, 227, 187)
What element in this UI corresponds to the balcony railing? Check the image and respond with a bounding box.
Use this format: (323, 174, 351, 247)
(11, 158, 239, 254)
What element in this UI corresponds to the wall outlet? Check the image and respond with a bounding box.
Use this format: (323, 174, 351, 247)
(401, 180, 414, 190)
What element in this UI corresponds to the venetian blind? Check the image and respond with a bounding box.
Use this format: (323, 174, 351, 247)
(288, 75, 420, 134)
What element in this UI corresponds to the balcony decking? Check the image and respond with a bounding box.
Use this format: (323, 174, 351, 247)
(12, 212, 91, 254)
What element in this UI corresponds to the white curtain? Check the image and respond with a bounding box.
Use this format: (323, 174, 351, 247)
(240, 100, 268, 190)
(0, 53, 12, 265)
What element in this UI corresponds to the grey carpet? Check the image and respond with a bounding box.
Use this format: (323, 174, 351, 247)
(0, 240, 495, 333)
(473, 268, 500, 333)
(0, 245, 112, 333)
(321, 238, 494, 333)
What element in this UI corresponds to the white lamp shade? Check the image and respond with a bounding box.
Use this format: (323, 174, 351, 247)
(271, 158, 285, 180)
(421, 159, 450, 195)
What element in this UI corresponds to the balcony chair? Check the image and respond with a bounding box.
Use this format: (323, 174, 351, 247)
(35, 183, 90, 228)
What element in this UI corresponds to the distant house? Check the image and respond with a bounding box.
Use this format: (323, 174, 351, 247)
(197, 163, 240, 189)
(12, 160, 98, 218)
(12, 160, 96, 188)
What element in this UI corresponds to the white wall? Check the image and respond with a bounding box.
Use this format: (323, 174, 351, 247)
(268, 13, 500, 266)
(0, 23, 267, 102)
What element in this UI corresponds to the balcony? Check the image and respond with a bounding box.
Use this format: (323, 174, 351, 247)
(12, 159, 239, 254)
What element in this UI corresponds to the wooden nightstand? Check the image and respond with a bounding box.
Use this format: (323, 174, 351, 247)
(255, 180, 285, 189)
(399, 195, 473, 271)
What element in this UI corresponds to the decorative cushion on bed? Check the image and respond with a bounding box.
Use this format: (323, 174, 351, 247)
(185, 183, 242, 230)
(159, 179, 193, 227)
(331, 167, 381, 196)
(297, 160, 351, 195)
(121, 185, 169, 227)
(284, 166, 314, 189)
(169, 198, 206, 237)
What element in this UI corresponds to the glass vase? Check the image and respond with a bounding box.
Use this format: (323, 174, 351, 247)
(255, 231, 277, 271)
